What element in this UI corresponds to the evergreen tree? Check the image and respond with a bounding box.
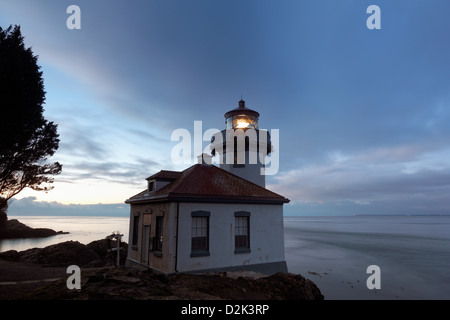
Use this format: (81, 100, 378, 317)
(0, 25, 62, 226)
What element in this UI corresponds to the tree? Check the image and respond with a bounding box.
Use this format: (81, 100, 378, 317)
(0, 25, 62, 227)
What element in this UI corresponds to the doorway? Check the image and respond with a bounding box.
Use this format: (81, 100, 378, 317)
(142, 224, 151, 264)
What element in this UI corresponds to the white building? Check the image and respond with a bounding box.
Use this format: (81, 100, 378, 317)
(125, 100, 289, 274)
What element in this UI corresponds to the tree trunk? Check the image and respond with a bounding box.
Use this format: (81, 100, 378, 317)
(0, 198, 8, 228)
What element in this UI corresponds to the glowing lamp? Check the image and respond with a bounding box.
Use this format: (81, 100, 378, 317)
(224, 100, 259, 130)
(236, 118, 250, 129)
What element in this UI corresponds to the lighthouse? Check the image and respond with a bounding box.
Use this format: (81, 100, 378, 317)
(210, 99, 271, 188)
(125, 98, 288, 275)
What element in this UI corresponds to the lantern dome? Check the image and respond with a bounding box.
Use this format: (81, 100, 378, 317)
(224, 100, 259, 129)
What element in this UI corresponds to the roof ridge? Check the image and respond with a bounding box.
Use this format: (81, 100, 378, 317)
(126, 163, 289, 204)
(146, 169, 183, 180)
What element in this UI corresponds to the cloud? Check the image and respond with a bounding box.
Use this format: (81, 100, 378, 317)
(269, 144, 450, 215)
(8, 196, 129, 217)
(59, 157, 161, 186)
(3, 0, 450, 215)
(127, 128, 169, 143)
(58, 126, 111, 160)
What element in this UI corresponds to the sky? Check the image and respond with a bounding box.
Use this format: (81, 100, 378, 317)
(1, 0, 450, 216)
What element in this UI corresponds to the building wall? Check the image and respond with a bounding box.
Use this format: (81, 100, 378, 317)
(126, 201, 177, 273)
(176, 202, 285, 273)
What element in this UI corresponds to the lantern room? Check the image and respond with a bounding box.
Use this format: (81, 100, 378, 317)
(224, 99, 259, 129)
(211, 99, 271, 188)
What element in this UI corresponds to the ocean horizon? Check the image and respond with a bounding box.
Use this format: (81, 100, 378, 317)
(1, 214, 449, 300)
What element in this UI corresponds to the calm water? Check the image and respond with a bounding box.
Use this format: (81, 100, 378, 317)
(0, 216, 129, 252)
(1, 215, 449, 300)
(284, 216, 450, 300)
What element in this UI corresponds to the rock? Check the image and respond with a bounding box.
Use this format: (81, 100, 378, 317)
(19, 240, 104, 267)
(0, 219, 67, 239)
(255, 272, 324, 300)
(0, 250, 21, 262)
(87, 238, 128, 266)
(0, 238, 324, 300)
(0, 239, 128, 268)
(19, 267, 324, 300)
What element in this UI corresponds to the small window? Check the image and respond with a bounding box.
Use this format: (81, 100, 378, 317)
(148, 181, 154, 192)
(235, 211, 250, 253)
(191, 211, 210, 257)
(154, 216, 163, 254)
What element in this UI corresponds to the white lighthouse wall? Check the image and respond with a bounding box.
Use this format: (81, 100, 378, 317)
(220, 162, 265, 188)
(176, 202, 286, 274)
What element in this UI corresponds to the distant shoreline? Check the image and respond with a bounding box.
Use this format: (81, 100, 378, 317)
(7, 213, 129, 218)
(8, 213, 450, 218)
(0, 219, 68, 240)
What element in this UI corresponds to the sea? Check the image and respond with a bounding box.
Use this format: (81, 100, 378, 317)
(1, 214, 449, 300)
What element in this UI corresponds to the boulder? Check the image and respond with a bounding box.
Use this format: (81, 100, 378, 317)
(0, 239, 128, 268)
(87, 238, 128, 266)
(19, 240, 104, 267)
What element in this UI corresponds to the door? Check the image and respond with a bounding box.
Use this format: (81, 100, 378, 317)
(142, 224, 150, 264)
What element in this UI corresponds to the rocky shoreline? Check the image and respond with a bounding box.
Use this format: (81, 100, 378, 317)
(0, 239, 324, 300)
(0, 219, 68, 239)
(23, 267, 325, 300)
(0, 238, 128, 267)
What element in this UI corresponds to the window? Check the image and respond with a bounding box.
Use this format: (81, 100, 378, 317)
(235, 217, 249, 247)
(233, 136, 245, 167)
(148, 181, 154, 192)
(235, 211, 250, 253)
(191, 217, 208, 252)
(191, 211, 210, 257)
(154, 216, 163, 255)
(132, 215, 139, 248)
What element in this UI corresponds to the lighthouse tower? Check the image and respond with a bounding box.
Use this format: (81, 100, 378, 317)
(211, 100, 271, 188)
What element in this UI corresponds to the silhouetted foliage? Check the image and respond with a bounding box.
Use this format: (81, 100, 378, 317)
(0, 25, 62, 226)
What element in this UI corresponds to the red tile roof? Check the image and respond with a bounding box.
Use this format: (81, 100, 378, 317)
(126, 164, 289, 204)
